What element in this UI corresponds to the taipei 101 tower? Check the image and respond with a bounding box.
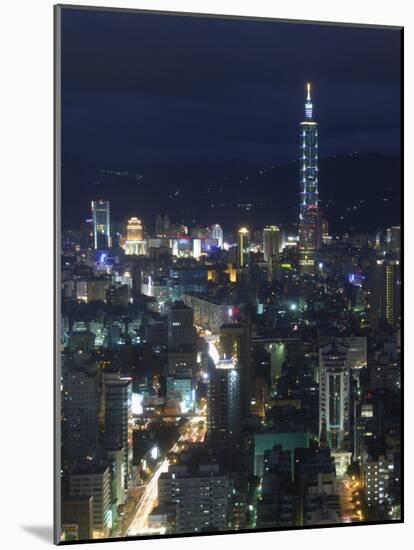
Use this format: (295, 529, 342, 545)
(298, 83, 320, 273)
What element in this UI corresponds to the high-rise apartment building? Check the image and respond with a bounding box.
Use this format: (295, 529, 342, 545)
(337, 336, 367, 370)
(104, 377, 132, 487)
(61, 496, 94, 541)
(363, 452, 395, 510)
(69, 465, 112, 537)
(63, 364, 99, 465)
(158, 462, 229, 534)
(386, 225, 401, 256)
(207, 358, 241, 440)
(167, 301, 196, 349)
(368, 259, 401, 329)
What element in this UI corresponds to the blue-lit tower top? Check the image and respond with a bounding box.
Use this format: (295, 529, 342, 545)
(305, 82, 313, 119)
(299, 82, 319, 273)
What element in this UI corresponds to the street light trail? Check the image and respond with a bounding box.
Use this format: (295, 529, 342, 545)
(126, 416, 206, 536)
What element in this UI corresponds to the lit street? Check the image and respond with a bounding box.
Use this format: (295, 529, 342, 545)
(126, 416, 206, 536)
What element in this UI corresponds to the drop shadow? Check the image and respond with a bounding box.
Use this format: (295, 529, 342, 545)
(21, 525, 53, 543)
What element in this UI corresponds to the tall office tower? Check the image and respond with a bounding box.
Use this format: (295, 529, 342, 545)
(124, 217, 145, 255)
(155, 213, 170, 237)
(386, 225, 401, 256)
(207, 358, 241, 440)
(167, 301, 196, 378)
(298, 83, 319, 273)
(104, 378, 132, 488)
(167, 301, 196, 349)
(319, 341, 350, 450)
(263, 225, 281, 262)
(237, 227, 250, 269)
(158, 462, 229, 534)
(63, 364, 99, 466)
(219, 323, 252, 419)
(91, 200, 111, 250)
(211, 223, 224, 248)
(69, 465, 112, 537)
(263, 225, 281, 277)
(368, 259, 401, 329)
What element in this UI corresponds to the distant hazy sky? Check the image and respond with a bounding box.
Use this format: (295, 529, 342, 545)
(61, 8, 401, 169)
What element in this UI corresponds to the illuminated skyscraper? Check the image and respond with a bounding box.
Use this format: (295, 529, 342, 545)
(263, 226, 281, 278)
(63, 363, 99, 465)
(319, 341, 350, 450)
(91, 200, 111, 250)
(263, 225, 280, 261)
(386, 225, 401, 256)
(298, 83, 319, 273)
(219, 323, 251, 419)
(368, 259, 401, 329)
(211, 223, 224, 248)
(237, 227, 250, 269)
(124, 217, 145, 255)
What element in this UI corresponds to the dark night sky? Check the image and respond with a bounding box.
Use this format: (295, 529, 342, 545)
(60, 8, 401, 229)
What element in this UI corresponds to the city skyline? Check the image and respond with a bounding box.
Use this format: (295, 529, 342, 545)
(57, 6, 402, 545)
(60, 8, 401, 232)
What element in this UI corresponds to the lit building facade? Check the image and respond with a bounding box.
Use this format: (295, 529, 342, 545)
(69, 465, 112, 537)
(386, 225, 401, 256)
(263, 225, 281, 262)
(103, 377, 133, 488)
(337, 336, 367, 370)
(124, 217, 146, 255)
(158, 463, 229, 534)
(219, 323, 252, 419)
(319, 341, 350, 450)
(363, 453, 395, 510)
(182, 293, 233, 333)
(263, 225, 281, 278)
(91, 200, 111, 250)
(298, 84, 319, 273)
(237, 227, 250, 269)
(369, 259, 401, 329)
(211, 224, 224, 248)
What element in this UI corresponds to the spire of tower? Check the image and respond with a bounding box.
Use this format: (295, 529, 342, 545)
(305, 82, 313, 119)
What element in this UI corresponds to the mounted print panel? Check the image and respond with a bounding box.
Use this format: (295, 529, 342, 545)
(54, 5, 403, 544)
